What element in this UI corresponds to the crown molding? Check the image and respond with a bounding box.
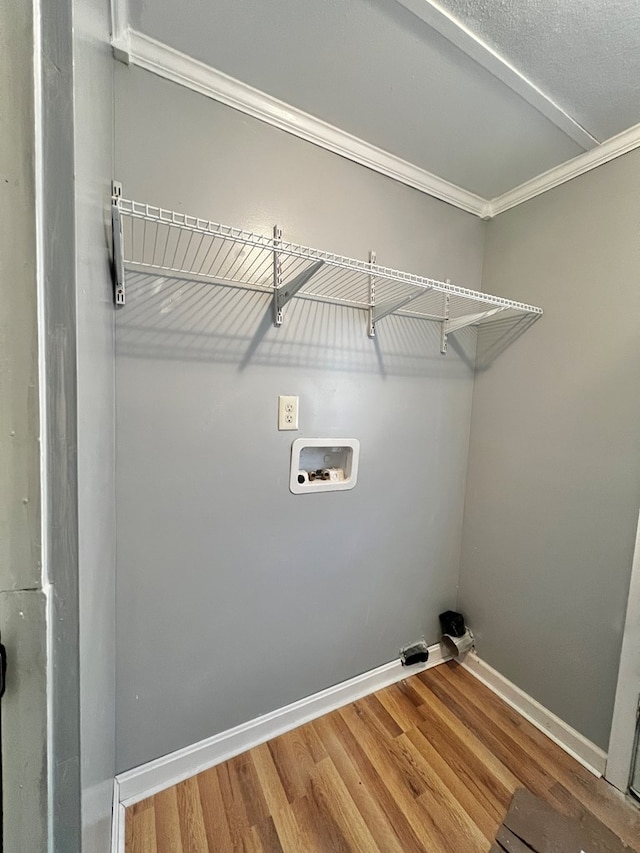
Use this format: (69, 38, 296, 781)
(110, 10, 640, 221)
(112, 28, 488, 218)
(394, 0, 597, 152)
(110, 0, 129, 61)
(488, 121, 640, 216)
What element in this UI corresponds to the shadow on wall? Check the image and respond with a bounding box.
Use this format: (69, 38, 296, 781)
(475, 313, 541, 370)
(115, 273, 486, 377)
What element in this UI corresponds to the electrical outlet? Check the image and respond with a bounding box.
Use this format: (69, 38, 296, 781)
(278, 395, 299, 430)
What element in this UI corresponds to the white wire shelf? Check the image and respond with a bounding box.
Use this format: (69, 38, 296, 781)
(111, 185, 542, 354)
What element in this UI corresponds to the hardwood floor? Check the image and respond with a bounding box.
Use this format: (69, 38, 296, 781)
(125, 662, 640, 852)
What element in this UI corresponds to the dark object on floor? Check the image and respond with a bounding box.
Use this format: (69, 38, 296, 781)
(400, 639, 429, 666)
(493, 788, 635, 853)
(439, 609, 466, 638)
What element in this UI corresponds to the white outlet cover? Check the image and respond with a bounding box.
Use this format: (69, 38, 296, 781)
(278, 395, 299, 430)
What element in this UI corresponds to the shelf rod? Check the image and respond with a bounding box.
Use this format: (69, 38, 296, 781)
(111, 181, 125, 305)
(445, 306, 504, 334)
(274, 259, 325, 326)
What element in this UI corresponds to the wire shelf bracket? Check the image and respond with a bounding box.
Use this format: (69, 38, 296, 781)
(111, 181, 125, 305)
(371, 288, 432, 332)
(274, 256, 325, 327)
(368, 251, 376, 337)
(446, 306, 504, 334)
(440, 293, 451, 355)
(110, 186, 544, 357)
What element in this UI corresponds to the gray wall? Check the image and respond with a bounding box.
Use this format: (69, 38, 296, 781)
(40, 0, 82, 847)
(0, 0, 40, 594)
(114, 66, 486, 771)
(2, 0, 86, 848)
(458, 149, 640, 750)
(73, 0, 116, 848)
(0, 592, 48, 853)
(126, 0, 585, 199)
(0, 2, 47, 849)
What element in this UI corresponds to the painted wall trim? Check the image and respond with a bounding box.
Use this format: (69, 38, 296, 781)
(110, 779, 125, 853)
(115, 644, 450, 808)
(394, 0, 596, 151)
(111, 28, 488, 218)
(605, 507, 640, 792)
(488, 121, 640, 216)
(110, 17, 640, 220)
(110, 0, 129, 60)
(461, 652, 607, 777)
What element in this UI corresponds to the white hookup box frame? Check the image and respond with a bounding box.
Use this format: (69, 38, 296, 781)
(290, 438, 360, 494)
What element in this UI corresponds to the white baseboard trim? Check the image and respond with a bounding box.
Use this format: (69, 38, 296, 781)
(116, 644, 449, 808)
(460, 651, 607, 777)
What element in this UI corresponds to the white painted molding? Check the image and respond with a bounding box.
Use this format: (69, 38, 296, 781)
(110, 0, 129, 62)
(83, 780, 115, 848)
(606, 508, 640, 792)
(461, 651, 607, 777)
(111, 29, 487, 218)
(394, 0, 596, 151)
(115, 644, 450, 807)
(488, 122, 640, 216)
(110, 15, 640, 218)
(110, 779, 125, 853)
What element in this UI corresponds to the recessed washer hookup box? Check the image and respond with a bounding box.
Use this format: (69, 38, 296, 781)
(290, 438, 360, 494)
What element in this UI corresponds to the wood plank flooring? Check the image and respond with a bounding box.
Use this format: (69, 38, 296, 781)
(125, 662, 640, 852)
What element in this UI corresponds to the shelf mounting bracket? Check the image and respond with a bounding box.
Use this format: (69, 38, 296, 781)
(371, 287, 431, 331)
(440, 292, 450, 354)
(445, 306, 504, 334)
(273, 226, 283, 324)
(273, 250, 325, 327)
(367, 251, 377, 337)
(111, 181, 125, 306)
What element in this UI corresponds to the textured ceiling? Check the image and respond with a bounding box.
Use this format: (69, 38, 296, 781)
(438, 0, 640, 141)
(124, 0, 638, 199)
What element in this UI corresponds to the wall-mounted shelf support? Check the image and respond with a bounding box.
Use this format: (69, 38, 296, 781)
(274, 258, 325, 327)
(371, 288, 432, 334)
(445, 306, 503, 334)
(440, 293, 450, 354)
(111, 181, 125, 305)
(368, 251, 376, 337)
(272, 225, 283, 324)
(441, 305, 504, 353)
(110, 187, 543, 356)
